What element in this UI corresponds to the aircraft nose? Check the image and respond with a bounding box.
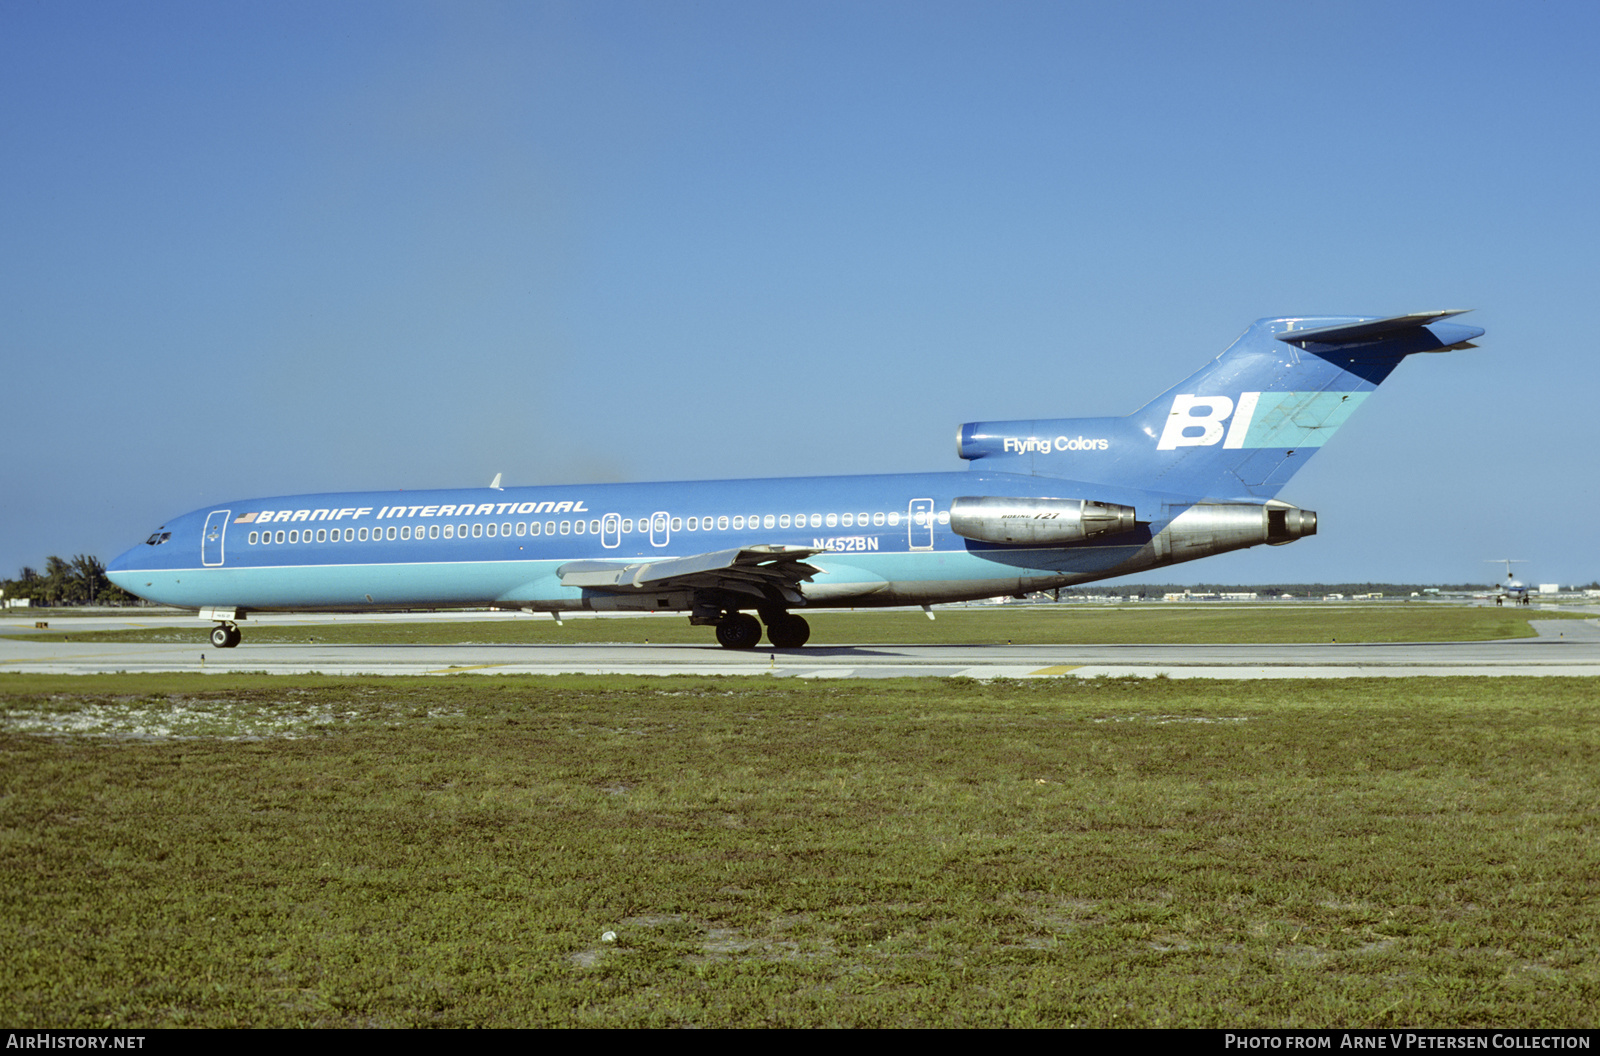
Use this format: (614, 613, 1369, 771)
(107, 543, 134, 571)
(105, 528, 173, 588)
(105, 543, 140, 587)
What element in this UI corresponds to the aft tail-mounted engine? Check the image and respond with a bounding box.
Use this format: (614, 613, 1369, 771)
(1151, 501, 1317, 563)
(949, 496, 1137, 546)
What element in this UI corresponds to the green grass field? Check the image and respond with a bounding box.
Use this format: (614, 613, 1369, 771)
(3, 673, 1596, 1027)
(7, 603, 1588, 647)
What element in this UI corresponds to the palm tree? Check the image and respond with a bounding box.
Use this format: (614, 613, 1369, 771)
(41, 556, 74, 606)
(4, 556, 132, 607)
(70, 554, 108, 604)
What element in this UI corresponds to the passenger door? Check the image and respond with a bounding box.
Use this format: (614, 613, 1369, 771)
(908, 498, 934, 551)
(202, 510, 231, 566)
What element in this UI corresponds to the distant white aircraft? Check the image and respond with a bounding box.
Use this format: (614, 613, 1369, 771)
(1487, 559, 1531, 606)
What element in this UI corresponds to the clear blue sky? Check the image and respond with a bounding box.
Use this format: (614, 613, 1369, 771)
(4, 0, 1596, 587)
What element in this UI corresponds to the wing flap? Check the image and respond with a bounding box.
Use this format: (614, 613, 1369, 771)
(557, 545, 826, 604)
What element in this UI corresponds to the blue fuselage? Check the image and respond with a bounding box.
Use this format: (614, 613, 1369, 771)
(106, 469, 1189, 613)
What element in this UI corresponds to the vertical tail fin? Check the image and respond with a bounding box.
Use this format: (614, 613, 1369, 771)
(956, 311, 1481, 499)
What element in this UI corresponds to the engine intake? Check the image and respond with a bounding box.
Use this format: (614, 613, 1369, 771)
(949, 496, 1137, 546)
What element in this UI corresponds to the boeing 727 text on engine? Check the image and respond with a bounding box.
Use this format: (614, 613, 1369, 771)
(107, 311, 1482, 649)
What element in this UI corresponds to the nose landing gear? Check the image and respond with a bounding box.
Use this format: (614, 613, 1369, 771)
(199, 608, 245, 648)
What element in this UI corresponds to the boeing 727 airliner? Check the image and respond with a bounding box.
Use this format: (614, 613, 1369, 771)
(106, 311, 1482, 649)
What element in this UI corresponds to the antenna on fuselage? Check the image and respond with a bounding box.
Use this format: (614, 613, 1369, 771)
(489, 473, 503, 490)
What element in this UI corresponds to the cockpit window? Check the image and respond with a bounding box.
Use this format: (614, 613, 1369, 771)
(145, 531, 172, 545)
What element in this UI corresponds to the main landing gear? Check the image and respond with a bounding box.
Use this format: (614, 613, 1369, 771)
(715, 613, 762, 649)
(713, 611, 811, 649)
(209, 622, 242, 649)
(765, 613, 811, 648)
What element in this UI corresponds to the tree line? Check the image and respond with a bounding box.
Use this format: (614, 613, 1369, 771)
(1065, 580, 1600, 597)
(2, 556, 137, 607)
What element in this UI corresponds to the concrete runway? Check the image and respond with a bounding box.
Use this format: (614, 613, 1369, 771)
(5, 610, 1600, 678)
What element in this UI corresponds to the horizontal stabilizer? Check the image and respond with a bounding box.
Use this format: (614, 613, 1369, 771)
(1276, 310, 1472, 346)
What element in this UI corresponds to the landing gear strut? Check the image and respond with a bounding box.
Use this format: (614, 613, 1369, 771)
(697, 592, 812, 650)
(209, 623, 242, 649)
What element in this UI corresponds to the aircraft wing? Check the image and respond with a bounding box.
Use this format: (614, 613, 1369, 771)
(557, 545, 827, 606)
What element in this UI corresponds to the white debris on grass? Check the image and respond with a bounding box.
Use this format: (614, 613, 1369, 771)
(1093, 714, 1249, 725)
(3, 698, 383, 740)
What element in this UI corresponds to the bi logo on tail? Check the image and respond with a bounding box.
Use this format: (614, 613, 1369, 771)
(1156, 390, 1373, 453)
(1157, 393, 1262, 450)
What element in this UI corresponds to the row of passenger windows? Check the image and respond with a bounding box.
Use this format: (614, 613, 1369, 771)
(245, 509, 945, 547)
